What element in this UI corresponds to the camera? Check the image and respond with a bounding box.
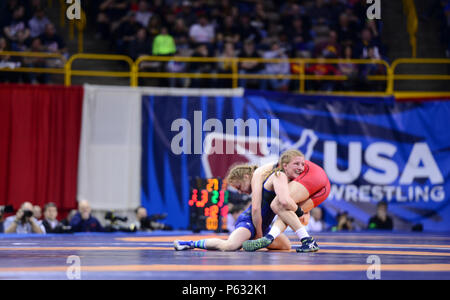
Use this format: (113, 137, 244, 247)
(21, 210, 33, 222)
(105, 211, 128, 223)
(0, 205, 14, 215)
(140, 213, 173, 231)
(104, 211, 136, 233)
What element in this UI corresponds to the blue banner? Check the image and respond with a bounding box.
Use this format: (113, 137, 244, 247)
(141, 91, 450, 232)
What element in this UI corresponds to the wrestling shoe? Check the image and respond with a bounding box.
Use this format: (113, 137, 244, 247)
(173, 240, 194, 251)
(242, 236, 274, 252)
(296, 237, 319, 253)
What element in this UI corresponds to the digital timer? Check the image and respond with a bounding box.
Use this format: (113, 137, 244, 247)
(189, 178, 229, 232)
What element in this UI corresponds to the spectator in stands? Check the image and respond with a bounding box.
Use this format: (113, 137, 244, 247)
(23, 37, 49, 84)
(189, 14, 215, 47)
(238, 39, 264, 89)
(41, 202, 65, 234)
(152, 26, 176, 56)
(359, 46, 386, 91)
(287, 17, 313, 54)
(217, 42, 236, 88)
(331, 211, 354, 232)
(216, 15, 240, 50)
(308, 0, 332, 26)
(334, 12, 358, 46)
(306, 54, 340, 91)
(3, 202, 46, 234)
(368, 202, 393, 230)
(314, 30, 341, 58)
(238, 14, 262, 46)
(167, 50, 188, 88)
(306, 207, 326, 233)
(28, 7, 50, 39)
(355, 27, 382, 59)
(261, 42, 290, 92)
(0, 37, 19, 83)
(112, 11, 142, 54)
(135, 0, 152, 28)
(39, 23, 68, 58)
(3, 5, 30, 50)
(69, 200, 104, 232)
(189, 43, 216, 88)
(127, 27, 151, 60)
(338, 44, 359, 91)
(171, 18, 190, 55)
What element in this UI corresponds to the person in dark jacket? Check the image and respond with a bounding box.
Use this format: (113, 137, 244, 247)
(69, 200, 104, 232)
(368, 202, 393, 230)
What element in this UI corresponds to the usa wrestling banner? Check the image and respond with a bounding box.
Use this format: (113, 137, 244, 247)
(141, 91, 450, 231)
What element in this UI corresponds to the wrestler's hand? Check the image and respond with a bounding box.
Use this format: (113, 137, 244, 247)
(299, 212, 310, 226)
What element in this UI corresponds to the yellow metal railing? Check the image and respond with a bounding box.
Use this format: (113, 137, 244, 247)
(1, 51, 449, 96)
(403, 0, 418, 58)
(65, 53, 136, 86)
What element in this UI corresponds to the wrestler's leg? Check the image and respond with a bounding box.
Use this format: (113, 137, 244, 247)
(174, 227, 251, 251)
(267, 233, 291, 251)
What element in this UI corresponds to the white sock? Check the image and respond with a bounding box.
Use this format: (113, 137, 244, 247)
(295, 226, 310, 240)
(267, 226, 281, 240)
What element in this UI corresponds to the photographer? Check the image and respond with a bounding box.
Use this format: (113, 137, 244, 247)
(134, 206, 172, 232)
(3, 202, 46, 234)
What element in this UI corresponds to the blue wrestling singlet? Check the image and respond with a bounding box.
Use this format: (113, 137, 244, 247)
(234, 171, 278, 239)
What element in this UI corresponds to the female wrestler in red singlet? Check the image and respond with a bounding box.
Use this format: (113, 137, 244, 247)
(243, 155, 330, 253)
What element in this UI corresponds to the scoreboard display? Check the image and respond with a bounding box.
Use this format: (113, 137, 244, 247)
(188, 178, 229, 232)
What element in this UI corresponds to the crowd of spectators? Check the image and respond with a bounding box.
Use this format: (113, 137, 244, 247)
(92, 0, 388, 91)
(0, 0, 68, 84)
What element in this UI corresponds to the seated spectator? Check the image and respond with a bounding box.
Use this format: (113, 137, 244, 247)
(306, 207, 326, 233)
(3, 5, 30, 50)
(127, 27, 151, 60)
(39, 23, 68, 58)
(308, 0, 331, 26)
(261, 42, 290, 92)
(334, 12, 358, 46)
(331, 211, 354, 232)
(41, 202, 65, 234)
(61, 209, 78, 227)
(22, 37, 49, 84)
(0, 36, 21, 83)
(305, 54, 341, 92)
(3, 202, 46, 234)
(134, 206, 148, 231)
(28, 7, 50, 39)
(166, 50, 188, 87)
(238, 39, 264, 89)
(368, 202, 393, 230)
(189, 14, 215, 46)
(69, 200, 104, 232)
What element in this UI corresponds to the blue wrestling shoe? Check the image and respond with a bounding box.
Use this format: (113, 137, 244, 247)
(242, 236, 274, 252)
(174, 240, 194, 251)
(296, 237, 319, 253)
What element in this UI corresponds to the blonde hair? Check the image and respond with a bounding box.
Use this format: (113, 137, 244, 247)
(225, 164, 258, 185)
(263, 149, 304, 180)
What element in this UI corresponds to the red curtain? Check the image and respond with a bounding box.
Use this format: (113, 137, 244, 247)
(0, 84, 83, 214)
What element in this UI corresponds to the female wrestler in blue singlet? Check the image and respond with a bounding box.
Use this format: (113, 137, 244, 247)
(174, 150, 305, 251)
